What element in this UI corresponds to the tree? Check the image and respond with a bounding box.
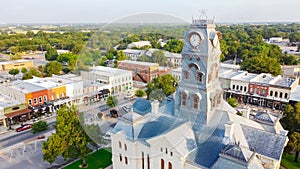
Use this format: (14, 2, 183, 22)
(83, 124, 106, 146)
(135, 89, 146, 97)
(106, 96, 118, 108)
(45, 48, 58, 61)
(240, 56, 282, 76)
(164, 39, 183, 53)
(281, 103, 300, 161)
(151, 50, 166, 66)
(42, 105, 92, 167)
(116, 51, 128, 61)
(31, 121, 48, 134)
(8, 69, 19, 78)
(57, 53, 78, 71)
(146, 74, 178, 100)
(45, 61, 62, 77)
(288, 132, 300, 162)
(226, 97, 238, 107)
(137, 54, 151, 62)
(21, 67, 27, 73)
(23, 68, 42, 80)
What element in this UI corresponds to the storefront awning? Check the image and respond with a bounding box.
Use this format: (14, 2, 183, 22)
(5, 109, 31, 118)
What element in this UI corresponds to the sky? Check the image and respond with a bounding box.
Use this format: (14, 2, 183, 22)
(0, 0, 299, 24)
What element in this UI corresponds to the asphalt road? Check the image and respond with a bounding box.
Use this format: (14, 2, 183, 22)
(0, 121, 56, 149)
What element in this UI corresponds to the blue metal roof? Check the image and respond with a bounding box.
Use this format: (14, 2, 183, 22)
(222, 144, 247, 162)
(254, 112, 275, 124)
(138, 116, 185, 140)
(133, 98, 152, 115)
(241, 124, 287, 160)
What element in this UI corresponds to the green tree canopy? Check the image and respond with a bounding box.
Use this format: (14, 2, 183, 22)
(137, 54, 151, 62)
(57, 53, 78, 71)
(146, 74, 178, 100)
(42, 105, 92, 167)
(135, 89, 146, 97)
(45, 61, 62, 77)
(21, 67, 27, 73)
(116, 51, 128, 61)
(288, 132, 300, 162)
(8, 69, 20, 77)
(22, 68, 42, 80)
(45, 48, 58, 61)
(151, 50, 166, 66)
(31, 121, 48, 134)
(106, 96, 118, 108)
(240, 56, 282, 76)
(226, 97, 238, 107)
(281, 103, 300, 161)
(164, 39, 183, 53)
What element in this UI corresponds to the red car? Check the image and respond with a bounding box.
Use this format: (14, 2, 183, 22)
(16, 124, 31, 132)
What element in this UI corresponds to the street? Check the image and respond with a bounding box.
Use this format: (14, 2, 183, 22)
(0, 94, 135, 169)
(0, 121, 55, 149)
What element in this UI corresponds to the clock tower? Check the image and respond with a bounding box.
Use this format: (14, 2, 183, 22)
(174, 17, 223, 125)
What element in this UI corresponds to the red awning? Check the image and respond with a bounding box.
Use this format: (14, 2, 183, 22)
(5, 109, 32, 118)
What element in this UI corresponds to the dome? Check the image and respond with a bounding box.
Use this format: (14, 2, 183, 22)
(133, 98, 152, 115)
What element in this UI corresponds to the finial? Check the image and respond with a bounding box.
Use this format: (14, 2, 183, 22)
(200, 9, 207, 19)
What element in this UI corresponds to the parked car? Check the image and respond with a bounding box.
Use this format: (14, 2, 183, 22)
(16, 124, 31, 132)
(125, 93, 134, 99)
(110, 109, 118, 118)
(37, 135, 46, 139)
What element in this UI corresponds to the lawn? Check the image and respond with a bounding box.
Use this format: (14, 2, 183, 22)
(63, 147, 112, 169)
(281, 153, 300, 169)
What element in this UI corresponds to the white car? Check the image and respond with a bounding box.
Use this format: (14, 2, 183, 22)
(125, 93, 134, 99)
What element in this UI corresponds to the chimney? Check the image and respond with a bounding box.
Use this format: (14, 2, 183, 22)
(151, 100, 159, 114)
(225, 121, 235, 141)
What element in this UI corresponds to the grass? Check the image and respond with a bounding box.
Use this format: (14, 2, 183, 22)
(63, 147, 112, 169)
(281, 153, 300, 169)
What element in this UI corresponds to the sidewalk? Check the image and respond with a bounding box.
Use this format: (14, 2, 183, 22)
(0, 114, 57, 141)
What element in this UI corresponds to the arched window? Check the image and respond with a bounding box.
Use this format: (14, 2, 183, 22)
(119, 141, 122, 148)
(183, 71, 189, 79)
(192, 94, 200, 109)
(196, 71, 204, 83)
(280, 92, 283, 98)
(119, 154, 122, 162)
(181, 92, 187, 106)
(284, 93, 288, 99)
(124, 143, 127, 151)
(147, 154, 150, 169)
(161, 159, 164, 169)
(270, 91, 273, 96)
(275, 91, 278, 97)
(168, 162, 172, 169)
(125, 156, 128, 164)
(142, 152, 144, 169)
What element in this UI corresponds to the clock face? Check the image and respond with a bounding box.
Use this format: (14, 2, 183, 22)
(189, 33, 201, 47)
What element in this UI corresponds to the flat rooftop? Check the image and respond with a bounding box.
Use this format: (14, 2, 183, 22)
(252, 74, 275, 84)
(25, 76, 72, 89)
(290, 85, 300, 102)
(273, 77, 296, 88)
(231, 72, 258, 82)
(9, 80, 45, 93)
(118, 60, 159, 67)
(0, 93, 21, 108)
(0, 59, 32, 65)
(89, 66, 132, 77)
